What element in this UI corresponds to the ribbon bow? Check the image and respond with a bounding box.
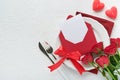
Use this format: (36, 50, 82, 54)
(48, 46, 85, 74)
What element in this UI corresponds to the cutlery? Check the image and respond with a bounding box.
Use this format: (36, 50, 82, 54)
(44, 41, 57, 60)
(38, 42, 54, 64)
(38, 42, 70, 80)
(43, 42, 71, 80)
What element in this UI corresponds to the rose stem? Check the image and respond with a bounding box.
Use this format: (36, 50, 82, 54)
(105, 67, 116, 80)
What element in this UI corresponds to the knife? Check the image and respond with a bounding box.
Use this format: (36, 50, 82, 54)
(38, 42, 55, 64)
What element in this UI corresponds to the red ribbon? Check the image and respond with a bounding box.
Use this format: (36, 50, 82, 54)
(48, 46, 85, 74)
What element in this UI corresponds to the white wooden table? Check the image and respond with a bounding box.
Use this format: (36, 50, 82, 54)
(0, 0, 120, 80)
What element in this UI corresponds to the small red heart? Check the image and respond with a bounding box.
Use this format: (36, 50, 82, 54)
(105, 6, 117, 19)
(93, 0, 105, 11)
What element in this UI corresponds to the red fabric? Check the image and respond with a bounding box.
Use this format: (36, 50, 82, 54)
(48, 46, 85, 74)
(71, 59, 85, 74)
(87, 67, 99, 74)
(76, 11, 114, 36)
(66, 15, 74, 20)
(59, 22, 97, 55)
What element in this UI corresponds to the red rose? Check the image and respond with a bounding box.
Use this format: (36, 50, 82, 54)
(95, 55, 109, 68)
(81, 53, 93, 65)
(110, 38, 120, 48)
(104, 43, 117, 55)
(91, 42, 103, 54)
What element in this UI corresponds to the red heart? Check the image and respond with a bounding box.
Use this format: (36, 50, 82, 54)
(105, 6, 117, 19)
(93, 0, 105, 11)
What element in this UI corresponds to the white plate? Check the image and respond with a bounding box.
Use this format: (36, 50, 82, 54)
(62, 17, 110, 70)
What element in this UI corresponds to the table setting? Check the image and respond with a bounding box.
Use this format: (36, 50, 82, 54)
(39, 11, 120, 80)
(0, 0, 120, 80)
(38, 0, 120, 79)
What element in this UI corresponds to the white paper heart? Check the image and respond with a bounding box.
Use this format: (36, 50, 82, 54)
(60, 14, 88, 44)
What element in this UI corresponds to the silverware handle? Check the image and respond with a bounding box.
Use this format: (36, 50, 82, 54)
(52, 54, 57, 60)
(46, 54, 55, 64)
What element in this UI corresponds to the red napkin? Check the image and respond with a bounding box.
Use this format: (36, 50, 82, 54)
(59, 22, 97, 55)
(59, 12, 114, 55)
(57, 13, 114, 74)
(76, 12, 114, 36)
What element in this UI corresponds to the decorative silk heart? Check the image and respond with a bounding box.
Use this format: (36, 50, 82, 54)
(105, 6, 117, 19)
(93, 0, 105, 11)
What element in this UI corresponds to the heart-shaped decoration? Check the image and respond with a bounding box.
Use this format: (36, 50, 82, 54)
(105, 6, 117, 19)
(93, 0, 105, 11)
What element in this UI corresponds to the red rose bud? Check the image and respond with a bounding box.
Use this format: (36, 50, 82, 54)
(81, 53, 93, 65)
(110, 38, 120, 48)
(95, 55, 109, 68)
(104, 43, 117, 55)
(91, 42, 103, 54)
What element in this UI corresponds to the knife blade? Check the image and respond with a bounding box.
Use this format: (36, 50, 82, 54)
(38, 42, 55, 64)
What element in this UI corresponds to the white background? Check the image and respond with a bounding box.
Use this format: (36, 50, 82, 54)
(0, 0, 120, 80)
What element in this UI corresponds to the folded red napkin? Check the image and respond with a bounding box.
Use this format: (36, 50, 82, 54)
(55, 13, 114, 74)
(59, 22, 97, 55)
(59, 12, 114, 55)
(76, 12, 114, 36)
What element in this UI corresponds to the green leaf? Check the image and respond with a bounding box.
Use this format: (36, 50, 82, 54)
(110, 54, 120, 67)
(115, 54, 120, 61)
(116, 51, 120, 59)
(108, 63, 116, 72)
(110, 56, 117, 66)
